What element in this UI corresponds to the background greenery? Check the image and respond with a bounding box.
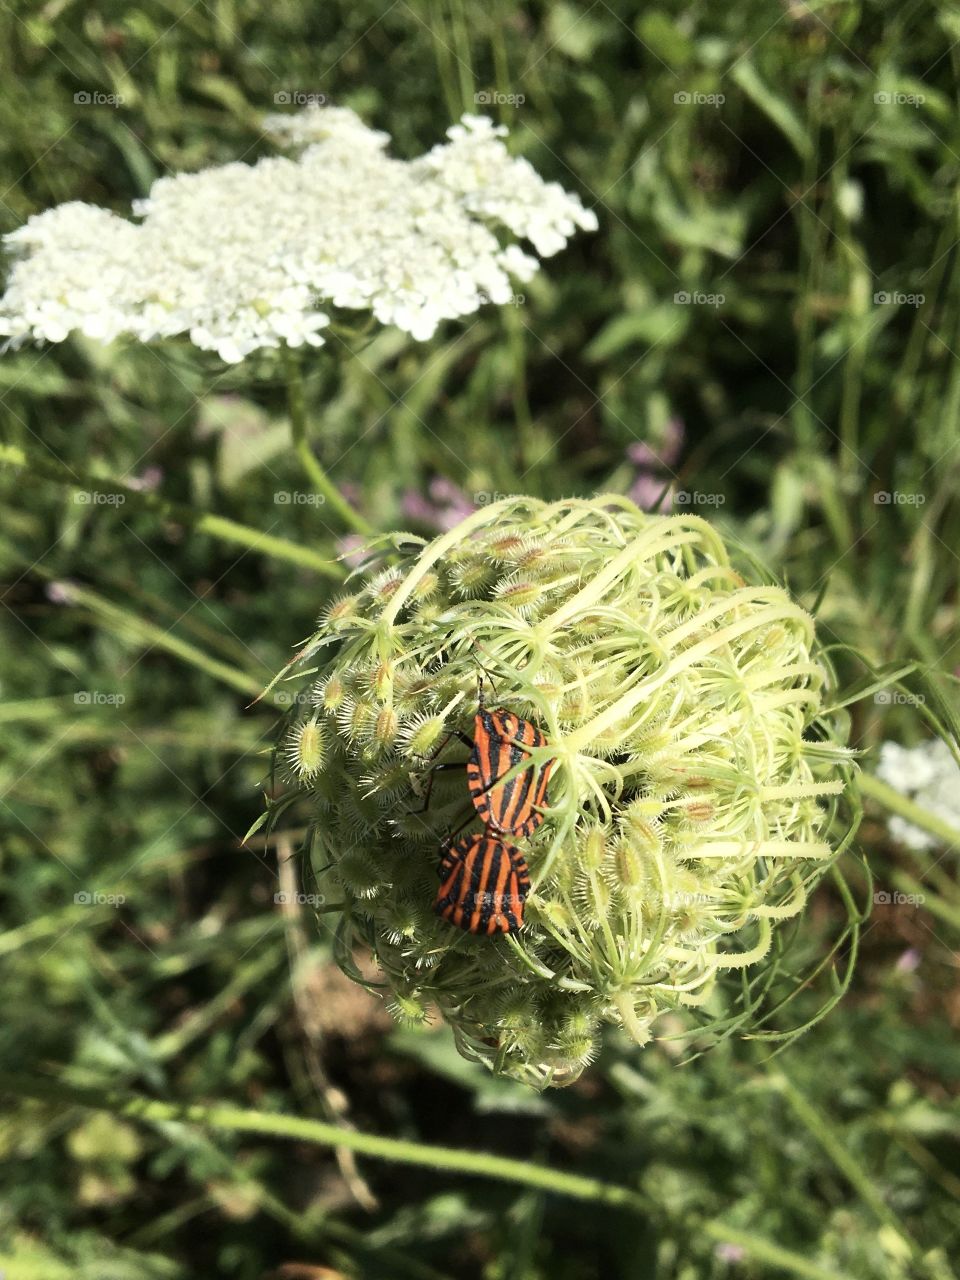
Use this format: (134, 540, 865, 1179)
(1, 1, 959, 1277)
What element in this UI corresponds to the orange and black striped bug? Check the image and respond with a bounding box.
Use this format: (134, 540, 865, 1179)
(434, 831, 531, 934)
(416, 682, 554, 837)
(466, 696, 554, 837)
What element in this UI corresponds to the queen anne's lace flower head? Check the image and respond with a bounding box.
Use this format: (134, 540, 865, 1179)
(272, 495, 854, 1088)
(0, 109, 597, 363)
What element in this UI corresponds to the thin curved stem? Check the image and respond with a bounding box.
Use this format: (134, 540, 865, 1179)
(3, 1070, 644, 1208)
(0, 1072, 858, 1280)
(281, 346, 373, 536)
(0, 442, 343, 579)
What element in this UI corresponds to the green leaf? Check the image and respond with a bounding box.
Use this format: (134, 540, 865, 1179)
(731, 59, 813, 159)
(585, 307, 687, 361)
(195, 395, 288, 490)
(67, 1113, 143, 1163)
(634, 12, 694, 68)
(545, 2, 607, 61)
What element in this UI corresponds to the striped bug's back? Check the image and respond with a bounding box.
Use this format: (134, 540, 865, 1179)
(466, 707, 553, 837)
(434, 832, 531, 934)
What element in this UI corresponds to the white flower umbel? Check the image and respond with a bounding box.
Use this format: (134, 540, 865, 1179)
(0, 109, 597, 363)
(876, 739, 960, 851)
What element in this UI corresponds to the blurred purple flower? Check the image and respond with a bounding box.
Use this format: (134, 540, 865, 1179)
(127, 465, 164, 493)
(627, 417, 685, 512)
(714, 1242, 746, 1263)
(629, 472, 673, 513)
(335, 534, 370, 569)
(895, 947, 921, 973)
(402, 477, 475, 531)
(46, 580, 74, 605)
(628, 417, 684, 469)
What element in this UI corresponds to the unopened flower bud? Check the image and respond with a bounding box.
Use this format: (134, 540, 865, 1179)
(270, 496, 854, 1087)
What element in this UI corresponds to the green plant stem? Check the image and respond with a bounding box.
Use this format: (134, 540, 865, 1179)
(505, 303, 539, 477)
(891, 870, 960, 933)
(427, 0, 463, 119)
(490, 0, 514, 122)
(449, 0, 476, 110)
(53, 580, 272, 702)
(0, 1072, 856, 1280)
(0, 441, 342, 580)
(859, 773, 960, 851)
(280, 346, 372, 536)
(0, 694, 71, 724)
(134, 1116, 450, 1280)
(0, 906, 112, 958)
(791, 81, 826, 458)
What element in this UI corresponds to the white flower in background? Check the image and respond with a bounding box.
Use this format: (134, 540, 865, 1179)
(876, 739, 960, 850)
(419, 114, 596, 257)
(0, 109, 597, 364)
(261, 104, 390, 151)
(2, 203, 142, 344)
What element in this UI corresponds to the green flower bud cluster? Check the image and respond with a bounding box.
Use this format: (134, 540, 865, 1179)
(273, 496, 851, 1088)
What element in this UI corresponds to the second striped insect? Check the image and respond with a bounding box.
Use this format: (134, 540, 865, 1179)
(434, 831, 531, 934)
(466, 701, 554, 837)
